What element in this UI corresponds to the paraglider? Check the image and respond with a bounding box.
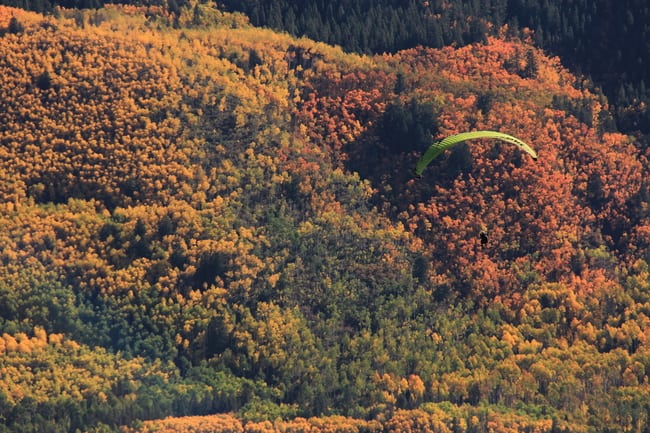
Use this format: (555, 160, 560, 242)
(414, 130, 538, 176)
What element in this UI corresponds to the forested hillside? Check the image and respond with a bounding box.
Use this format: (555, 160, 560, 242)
(2, 0, 649, 135)
(1, 3, 650, 433)
(217, 0, 650, 136)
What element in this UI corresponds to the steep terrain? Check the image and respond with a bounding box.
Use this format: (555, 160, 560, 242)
(0, 4, 649, 433)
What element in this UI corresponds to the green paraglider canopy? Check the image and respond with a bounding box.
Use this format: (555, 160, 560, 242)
(415, 130, 538, 176)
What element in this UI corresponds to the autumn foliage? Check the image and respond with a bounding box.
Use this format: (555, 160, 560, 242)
(1, 3, 649, 433)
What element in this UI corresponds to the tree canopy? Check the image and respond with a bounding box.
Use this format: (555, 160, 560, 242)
(0, 4, 649, 433)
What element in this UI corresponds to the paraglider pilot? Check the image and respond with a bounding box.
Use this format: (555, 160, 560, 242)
(479, 229, 488, 247)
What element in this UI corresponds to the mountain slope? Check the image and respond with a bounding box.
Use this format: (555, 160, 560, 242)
(217, 0, 650, 135)
(1, 4, 649, 433)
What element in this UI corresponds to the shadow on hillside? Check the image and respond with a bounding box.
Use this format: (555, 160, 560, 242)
(342, 97, 476, 219)
(343, 128, 473, 221)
